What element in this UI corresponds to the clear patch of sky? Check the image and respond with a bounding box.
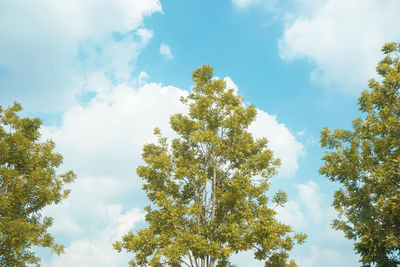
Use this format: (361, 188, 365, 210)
(0, 66, 6, 76)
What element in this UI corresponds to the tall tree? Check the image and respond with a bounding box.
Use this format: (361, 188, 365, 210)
(114, 66, 306, 267)
(0, 102, 76, 266)
(320, 42, 400, 266)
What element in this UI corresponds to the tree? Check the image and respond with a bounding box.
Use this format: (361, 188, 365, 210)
(114, 65, 306, 267)
(320, 42, 400, 266)
(0, 102, 76, 266)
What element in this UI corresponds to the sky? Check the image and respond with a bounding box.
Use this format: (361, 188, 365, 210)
(0, 0, 399, 266)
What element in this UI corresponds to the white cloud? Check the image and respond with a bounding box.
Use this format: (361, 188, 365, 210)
(293, 245, 359, 267)
(137, 28, 155, 46)
(41, 176, 133, 243)
(0, 0, 161, 111)
(79, 28, 154, 84)
(275, 200, 306, 229)
(231, 243, 358, 267)
(272, 181, 361, 267)
(42, 81, 187, 178)
(279, 0, 400, 93)
(223, 77, 239, 94)
(296, 181, 323, 222)
(249, 110, 304, 177)
(43, 206, 144, 267)
(138, 71, 150, 86)
(160, 43, 173, 59)
(231, 250, 264, 266)
(46, 203, 84, 237)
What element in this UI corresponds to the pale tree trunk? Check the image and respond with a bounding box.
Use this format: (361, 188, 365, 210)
(209, 167, 217, 267)
(210, 256, 215, 267)
(200, 164, 218, 267)
(211, 167, 216, 220)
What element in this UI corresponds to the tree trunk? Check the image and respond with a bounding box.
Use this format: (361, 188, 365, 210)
(201, 256, 205, 267)
(209, 167, 217, 267)
(210, 256, 215, 267)
(211, 167, 216, 220)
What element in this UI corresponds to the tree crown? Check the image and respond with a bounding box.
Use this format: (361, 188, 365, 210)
(320, 42, 400, 266)
(114, 66, 306, 267)
(0, 102, 75, 266)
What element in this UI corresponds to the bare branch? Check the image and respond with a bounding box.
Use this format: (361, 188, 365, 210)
(180, 259, 191, 267)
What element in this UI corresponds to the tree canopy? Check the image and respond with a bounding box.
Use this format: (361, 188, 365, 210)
(114, 65, 306, 267)
(0, 102, 76, 266)
(320, 42, 400, 266)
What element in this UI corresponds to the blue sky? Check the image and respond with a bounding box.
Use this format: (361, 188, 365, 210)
(1, 0, 399, 266)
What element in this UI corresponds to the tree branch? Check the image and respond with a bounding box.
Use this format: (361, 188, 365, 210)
(181, 259, 191, 267)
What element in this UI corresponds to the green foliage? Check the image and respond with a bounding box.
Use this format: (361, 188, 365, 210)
(114, 66, 306, 267)
(0, 102, 76, 266)
(320, 42, 400, 266)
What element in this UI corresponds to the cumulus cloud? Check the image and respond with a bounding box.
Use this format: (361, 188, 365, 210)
(42, 81, 188, 178)
(296, 181, 323, 222)
(231, 250, 264, 266)
(223, 77, 239, 94)
(78, 28, 154, 83)
(293, 245, 359, 267)
(160, 43, 173, 59)
(275, 200, 306, 229)
(138, 71, 150, 86)
(249, 110, 304, 177)
(0, 0, 161, 111)
(231, 242, 358, 267)
(43, 206, 144, 267)
(273, 181, 361, 267)
(279, 0, 400, 93)
(45, 200, 84, 238)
